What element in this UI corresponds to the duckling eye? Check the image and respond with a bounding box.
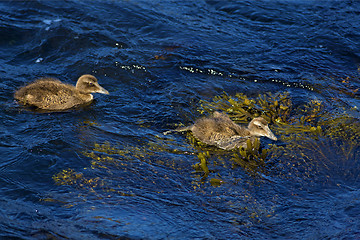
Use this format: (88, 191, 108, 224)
(88, 82, 95, 87)
(256, 125, 262, 129)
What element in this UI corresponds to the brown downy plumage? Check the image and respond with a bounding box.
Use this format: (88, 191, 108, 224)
(164, 111, 277, 150)
(15, 74, 109, 110)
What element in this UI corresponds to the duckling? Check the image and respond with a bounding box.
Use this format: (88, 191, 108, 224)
(164, 111, 277, 150)
(14, 74, 109, 110)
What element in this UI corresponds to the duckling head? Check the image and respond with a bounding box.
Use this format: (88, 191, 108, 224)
(248, 117, 277, 141)
(76, 74, 109, 95)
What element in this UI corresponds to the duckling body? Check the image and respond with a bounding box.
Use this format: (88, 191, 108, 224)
(164, 111, 277, 150)
(15, 74, 109, 110)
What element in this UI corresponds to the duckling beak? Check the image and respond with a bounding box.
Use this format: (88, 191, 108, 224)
(264, 126, 277, 141)
(96, 85, 109, 95)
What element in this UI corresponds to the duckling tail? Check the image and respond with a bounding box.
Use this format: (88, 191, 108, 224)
(163, 126, 192, 135)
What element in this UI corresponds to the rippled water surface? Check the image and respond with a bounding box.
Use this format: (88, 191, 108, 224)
(1, 0, 360, 239)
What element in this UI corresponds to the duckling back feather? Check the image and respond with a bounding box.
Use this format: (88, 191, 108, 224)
(191, 111, 250, 145)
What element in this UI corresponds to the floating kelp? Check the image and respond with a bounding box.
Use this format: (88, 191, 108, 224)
(199, 92, 292, 124)
(231, 138, 269, 176)
(53, 168, 135, 197)
(48, 89, 359, 232)
(51, 137, 200, 202)
(272, 100, 324, 139)
(209, 178, 225, 187)
(193, 152, 210, 177)
(53, 169, 85, 186)
(193, 91, 360, 187)
(67, 92, 294, 187)
(52, 90, 360, 192)
(269, 103, 360, 186)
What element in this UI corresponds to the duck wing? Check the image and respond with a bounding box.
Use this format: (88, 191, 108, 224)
(215, 135, 251, 150)
(37, 88, 80, 110)
(16, 80, 81, 110)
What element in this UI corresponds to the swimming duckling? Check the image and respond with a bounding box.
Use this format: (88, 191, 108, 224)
(164, 111, 277, 150)
(15, 74, 109, 110)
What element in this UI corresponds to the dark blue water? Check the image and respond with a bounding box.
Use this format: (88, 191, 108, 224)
(1, 0, 360, 239)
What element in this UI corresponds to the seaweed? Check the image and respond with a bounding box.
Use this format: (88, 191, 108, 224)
(199, 92, 292, 124)
(52, 89, 360, 191)
(52, 168, 135, 197)
(231, 138, 269, 175)
(194, 91, 360, 186)
(268, 100, 360, 186)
